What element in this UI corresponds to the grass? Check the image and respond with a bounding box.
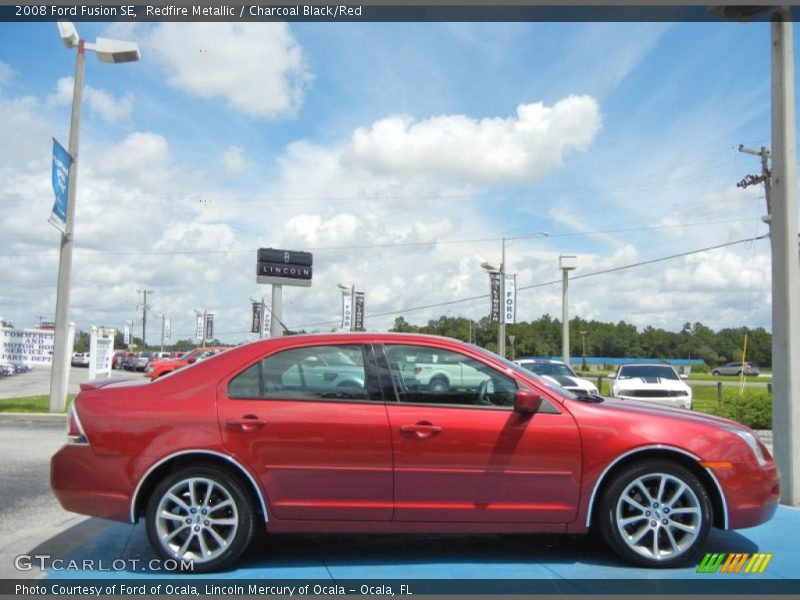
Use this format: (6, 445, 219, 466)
(0, 394, 75, 413)
(688, 373, 772, 383)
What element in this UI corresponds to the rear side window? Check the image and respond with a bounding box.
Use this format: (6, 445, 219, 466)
(227, 344, 380, 402)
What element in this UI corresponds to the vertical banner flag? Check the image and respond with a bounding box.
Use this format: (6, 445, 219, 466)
(504, 274, 517, 324)
(205, 313, 215, 340)
(489, 273, 501, 322)
(164, 318, 172, 340)
(195, 315, 204, 341)
(251, 303, 262, 334)
(49, 138, 72, 234)
(341, 292, 353, 331)
(123, 324, 131, 345)
(354, 292, 365, 332)
(263, 309, 271, 338)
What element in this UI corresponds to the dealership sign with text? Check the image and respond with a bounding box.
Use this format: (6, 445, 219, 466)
(257, 248, 313, 287)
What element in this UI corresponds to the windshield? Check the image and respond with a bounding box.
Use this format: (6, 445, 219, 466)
(618, 365, 679, 380)
(470, 345, 583, 401)
(521, 362, 577, 378)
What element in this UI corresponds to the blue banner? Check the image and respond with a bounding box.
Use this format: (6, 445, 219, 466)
(49, 138, 72, 234)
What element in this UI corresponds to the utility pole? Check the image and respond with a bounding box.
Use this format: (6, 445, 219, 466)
(137, 289, 152, 348)
(737, 144, 771, 217)
(769, 9, 800, 507)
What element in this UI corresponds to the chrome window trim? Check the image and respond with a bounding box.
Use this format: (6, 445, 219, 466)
(129, 449, 268, 524)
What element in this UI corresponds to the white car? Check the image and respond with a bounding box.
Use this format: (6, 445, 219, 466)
(70, 352, 90, 367)
(514, 358, 600, 396)
(609, 363, 692, 410)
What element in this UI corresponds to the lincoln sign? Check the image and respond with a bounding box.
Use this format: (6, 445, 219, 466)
(257, 248, 313, 287)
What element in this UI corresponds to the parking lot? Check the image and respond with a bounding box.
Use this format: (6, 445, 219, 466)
(0, 417, 794, 593)
(0, 366, 796, 594)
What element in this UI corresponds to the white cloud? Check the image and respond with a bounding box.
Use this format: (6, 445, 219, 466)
(347, 96, 601, 184)
(145, 23, 311, 120)
(223, 145, 248, 175)
(49, 76, 133, 122)
(0, 61, 12, 87)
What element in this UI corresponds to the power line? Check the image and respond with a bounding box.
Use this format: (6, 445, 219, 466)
(0, 217, 763, 258)
(293, 234, 770, 329)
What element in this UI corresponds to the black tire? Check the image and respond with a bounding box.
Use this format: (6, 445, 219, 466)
(597, 459, 712, 568)
(428, 376, 449, 393)
(145, 465, 256, 573)
(712, 370, 720, 376)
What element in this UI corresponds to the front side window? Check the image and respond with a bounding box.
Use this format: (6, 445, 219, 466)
(228, 344, 374, 402)
(382, 344, 517, 408)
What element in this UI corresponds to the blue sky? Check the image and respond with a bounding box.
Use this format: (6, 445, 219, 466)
(0, 20, 791, 343)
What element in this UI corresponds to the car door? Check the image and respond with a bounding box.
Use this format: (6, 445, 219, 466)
(380, 344, 581, 524)
(217, 342, 393, 522)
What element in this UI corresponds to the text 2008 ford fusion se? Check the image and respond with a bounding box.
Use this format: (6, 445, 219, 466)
(51, 333, 779, 572)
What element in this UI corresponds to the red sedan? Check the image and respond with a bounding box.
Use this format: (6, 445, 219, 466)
(51, 333, 779, 572)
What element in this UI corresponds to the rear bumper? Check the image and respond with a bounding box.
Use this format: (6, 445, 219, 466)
(51, 445, 133, 523)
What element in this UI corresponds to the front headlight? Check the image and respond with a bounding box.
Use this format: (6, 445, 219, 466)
(726, 427, 768, 467)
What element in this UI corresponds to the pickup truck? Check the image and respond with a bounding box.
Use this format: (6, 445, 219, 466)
(397, 348, 489, 392)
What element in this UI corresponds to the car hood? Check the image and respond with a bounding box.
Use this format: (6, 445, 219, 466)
(613, 377, 689, 391)
(597, 396, 741, 429)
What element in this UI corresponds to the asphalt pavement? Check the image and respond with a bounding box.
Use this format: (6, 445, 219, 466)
(0, 419, 92, 579)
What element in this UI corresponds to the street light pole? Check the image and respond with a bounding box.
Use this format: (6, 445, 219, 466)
(580, 330, 588, 369)
(770, 8, 800, 507)
(481, 232, 549, 358)
(152, 312, 166, 352)
(48, 23, 140, 413)
(498, 238, 506, 358)
(48, 37, 85, 414)
(559, 255, 577, 367)
(270, 284, 283, 337)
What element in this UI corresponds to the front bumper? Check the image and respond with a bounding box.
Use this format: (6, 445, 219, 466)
(717, 461, 780, 530)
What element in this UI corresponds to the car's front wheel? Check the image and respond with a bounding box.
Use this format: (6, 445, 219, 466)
(597, 459, 711, 568)
(145, 466, 255, 572)
(712, 370, 720, 376)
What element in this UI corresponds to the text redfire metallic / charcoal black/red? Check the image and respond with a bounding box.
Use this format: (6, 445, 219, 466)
(51, 333, 779, 572)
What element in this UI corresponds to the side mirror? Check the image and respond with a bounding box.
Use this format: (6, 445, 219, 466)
(680, 374, 689, 380)
(514, 389, 543, 414)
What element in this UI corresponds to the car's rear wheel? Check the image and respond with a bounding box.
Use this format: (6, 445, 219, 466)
(145, 466, 255, 572)
(712, 370, 720, 376)
(597, 459, 711, 568)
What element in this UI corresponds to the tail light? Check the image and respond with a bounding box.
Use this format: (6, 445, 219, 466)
(67, 403, 89, 445)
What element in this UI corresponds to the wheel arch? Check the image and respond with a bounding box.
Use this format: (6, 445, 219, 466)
(585, 445, 728, 530)
(130, 450, 268, 525)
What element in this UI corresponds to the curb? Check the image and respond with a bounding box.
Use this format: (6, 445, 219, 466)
(0, 412, 67, 422)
